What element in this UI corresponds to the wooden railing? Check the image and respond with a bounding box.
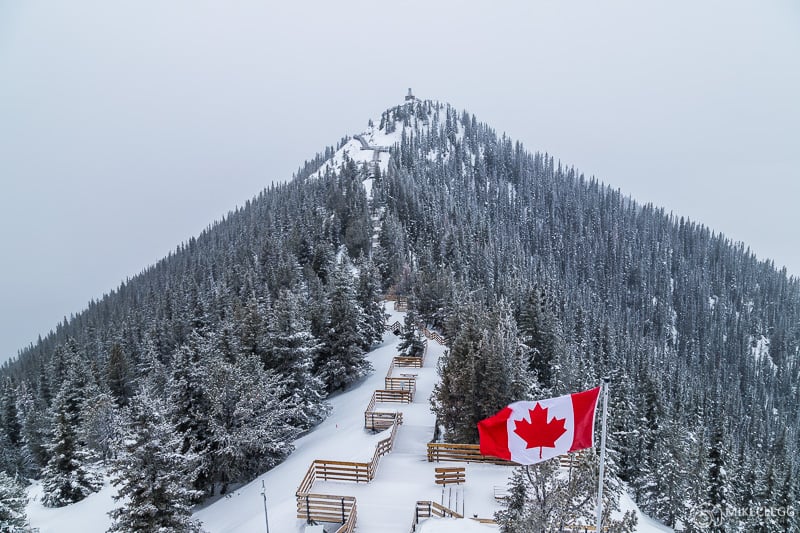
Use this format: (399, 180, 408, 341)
(426, 443, 515, 465)
(385, 376, 416, 393)
(374, 389, 413, 403)
(385, 352, 418, 394)
(298, 418, 402, 525)
(426, 443, 581, 468)
(364, 409, 402, 431)
(296, 492, 357, 528)
(419, 325, 445, 345)
(394, 297, 408, 311)
(409, 500, 463, 532)
(393, 355, 423, 368)
(385, 320, 402, 333)
(434, 467, 465, 485)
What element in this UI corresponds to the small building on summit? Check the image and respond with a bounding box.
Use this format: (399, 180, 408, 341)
(405, 88, 415, 101)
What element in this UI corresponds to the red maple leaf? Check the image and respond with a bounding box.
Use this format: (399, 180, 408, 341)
(513, 403, 567, 459)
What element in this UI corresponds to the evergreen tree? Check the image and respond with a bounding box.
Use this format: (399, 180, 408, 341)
(168, 339, 213, 494)
(431, 300, 532, 443)
(108, 386, 204, 533)
(202, 354, 301, 494)
(41, 376, 101, 506)
(266, 290, 328, 429)
(41, 343, 102, 507)
(0, 378, 23, 476)
(15, 381, 49, 473)
(705, 417, 728, 532)
(0, 471, 29, 532)
(106, 343, 133, 407)
(397, 309, 425, 358)
(431, 301, 486, 443)
(80, 390, 118, 463)
(317, 261, 372, 392)
(355, 258, 386, 350)
(518, 288, 561, 389)
(496, 457, 636, 532)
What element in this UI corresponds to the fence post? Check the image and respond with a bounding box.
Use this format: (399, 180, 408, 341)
(341, 497, 346, 524)
(305, 495, 310, 523)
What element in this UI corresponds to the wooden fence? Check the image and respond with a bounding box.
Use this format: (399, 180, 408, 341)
(419, 325, 445, 345)
(434, 467, 465, 486)
(385, 376, 416, 393)
(409, 500, 463, 532)
(427, 443, 581, 468)
(374, 389, 413, 403)
(426, 443, 515, 465)
(384, 357, 417, 394)
(295, 492, 357, 529)
(393, 355, 423, 368)
(297, 418, 401, 528)
(385, 320, 402, 334)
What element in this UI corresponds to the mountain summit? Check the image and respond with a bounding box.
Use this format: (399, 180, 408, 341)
(2, 96, 799, 531)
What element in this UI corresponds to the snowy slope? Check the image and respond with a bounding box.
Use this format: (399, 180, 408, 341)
(26, 305, 671, 532)
(25, 96, 673, 531)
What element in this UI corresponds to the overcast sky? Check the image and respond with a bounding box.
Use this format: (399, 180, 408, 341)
(1, 0, 799, 363)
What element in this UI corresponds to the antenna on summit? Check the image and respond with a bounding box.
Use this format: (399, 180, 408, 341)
(405, 88, 415, 101)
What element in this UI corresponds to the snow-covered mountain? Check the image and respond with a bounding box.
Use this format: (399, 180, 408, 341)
(4, 95, 800, 531)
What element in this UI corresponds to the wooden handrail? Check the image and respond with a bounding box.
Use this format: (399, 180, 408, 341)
(426, 442, 516, 465)
(427, 443, 584, 469)
(409, 500, 463, 532)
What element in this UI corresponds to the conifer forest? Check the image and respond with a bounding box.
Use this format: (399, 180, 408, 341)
(1, 100, 798, 531)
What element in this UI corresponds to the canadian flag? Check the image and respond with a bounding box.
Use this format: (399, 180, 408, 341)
(478, 387, 601, 465)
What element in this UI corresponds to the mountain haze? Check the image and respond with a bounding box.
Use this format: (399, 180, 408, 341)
(2, 97, 799, 530)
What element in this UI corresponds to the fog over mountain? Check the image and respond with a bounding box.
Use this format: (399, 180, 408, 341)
(1, 1, 799, 363)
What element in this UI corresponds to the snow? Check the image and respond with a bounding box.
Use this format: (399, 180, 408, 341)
(26, 476, 115, 533)
(418, 518, 498, 532)
(749, 334, 775, 370)
(26, 302, 672, 533)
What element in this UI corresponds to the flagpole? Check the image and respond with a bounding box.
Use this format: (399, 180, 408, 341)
(596, 377, 610, 533)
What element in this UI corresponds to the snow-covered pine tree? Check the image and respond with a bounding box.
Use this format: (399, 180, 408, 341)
(397, 309, 425, 358)
(495, 456, 636, 532)
(0, 378, 24, 476)
(108, 385, 204, 533)
(40, 344, 102, 507)
(105, 342, 133, 407)
(431, 301, 486, 443)
(79, 389, 118, 463)
(705, 416, 729, 533)
(518, 287, 561, 390)
(432, 299, 535, 444)
(317, 260, 372, 392)
(355, 257, 386, 351)
(14, 380, 49, 474)
(168, 339, 213, 494)
(203, 354, 302, 494)
(0, 471, 29, 532)
(266, 290, 328, 429)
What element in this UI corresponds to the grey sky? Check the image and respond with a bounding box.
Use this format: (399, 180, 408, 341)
(1, 0, 799, 363)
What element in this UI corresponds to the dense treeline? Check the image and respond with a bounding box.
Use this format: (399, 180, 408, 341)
(1, 99, 798, 531)
(0, 137, 385, 527)
(379, 101, 800, 530)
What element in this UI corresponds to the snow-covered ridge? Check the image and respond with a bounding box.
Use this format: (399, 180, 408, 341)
(307, 97, 465, 191)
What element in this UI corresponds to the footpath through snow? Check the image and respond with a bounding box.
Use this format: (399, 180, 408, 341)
(26, 303, 672, 532)
(194, 304, 484, 532)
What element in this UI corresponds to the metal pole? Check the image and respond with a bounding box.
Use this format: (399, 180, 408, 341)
(596, 377, 610, 533)
(261, 480, 269, 533)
